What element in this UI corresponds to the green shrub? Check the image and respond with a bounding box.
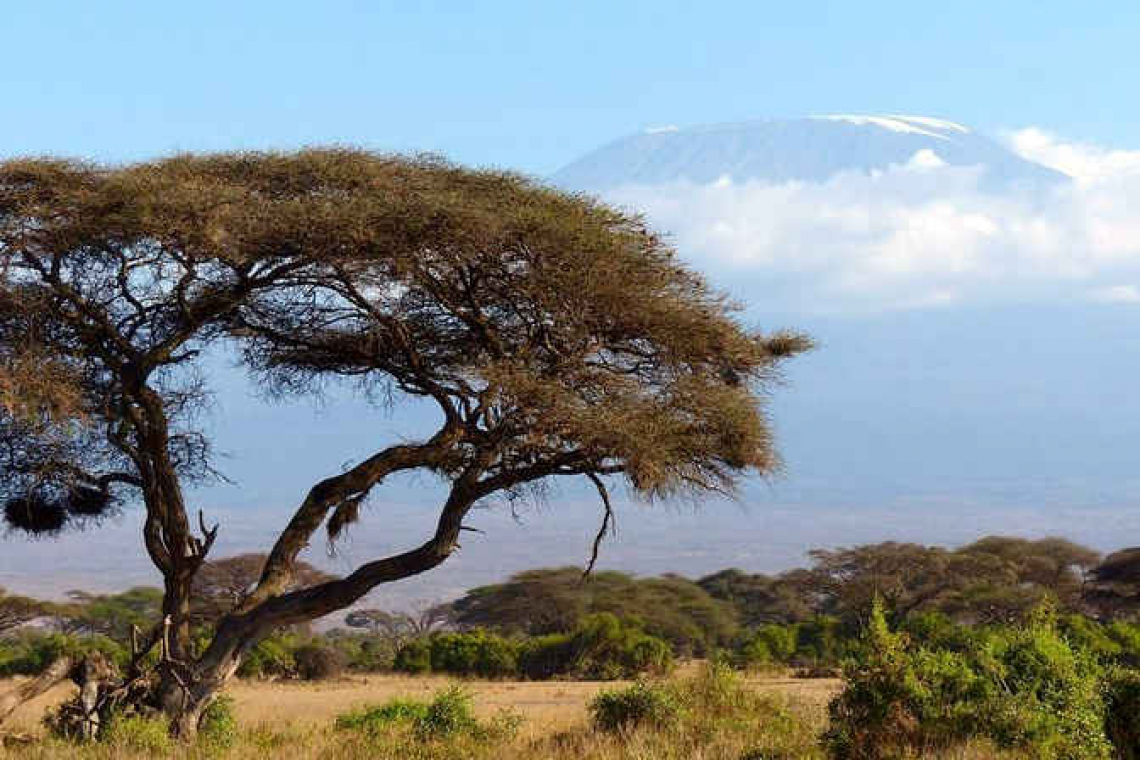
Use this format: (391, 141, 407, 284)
(416, 686, 480, 739)
(239, 635, 297, 679)
(793, 616, 848, 667)
(739, 623, 798, 670)
(336, 698, 429, 736)
(589, 680, 680, 733)
(101, 713, 173, 755)
(1105, 668, 1140, 759)
(429, 630, 518, 678)
(393, 638, 432, 674)
(984, 608, 1110, 759)
(325, 631, 397, 673)
(571, 613, 673, 680)
(825, 600, 1113, 760)
(335, 686, 521, 744)
(517, 632, 576, 679)
(825, 601, 991, 759)
(0, 631, 127, 677)
(1061, 614, 1123, 660)
(199, 694, 238, 751)
(1107, 621, 1140, 668)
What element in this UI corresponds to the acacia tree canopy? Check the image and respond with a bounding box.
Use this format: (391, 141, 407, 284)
(0, 149, 808, 734)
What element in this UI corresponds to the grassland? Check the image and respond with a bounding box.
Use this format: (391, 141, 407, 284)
(0, 666, 847, 759)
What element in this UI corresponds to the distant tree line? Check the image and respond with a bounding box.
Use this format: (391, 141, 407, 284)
(3, 535, 1140, 684)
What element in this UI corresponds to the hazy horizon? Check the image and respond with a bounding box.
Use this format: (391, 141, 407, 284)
(3, 3, 1140, 616)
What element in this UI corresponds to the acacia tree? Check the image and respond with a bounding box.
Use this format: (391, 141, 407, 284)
(0, 150, 808, 736)
(190, 553, 335, 626)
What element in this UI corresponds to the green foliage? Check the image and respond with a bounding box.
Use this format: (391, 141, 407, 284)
(198, 694, 239, 751)
(393, 638, 432, 674)
(238, 634, 298, 679)
(336, 686, 522, 745)
(453, 567, 738, 655)
(516, 632, 577, 679)
(984, 607, 1111, 758)
(323, 629, 399, 673)
(825, 599, 1113, 760)
(590, 680, 681, 733)
(428, 630, 518, 678)
(0, 630, 127, 677)
(100, 713, 173, 755)
(60, 586, 164, 641)
(570, 613, 673, 679)
(1105, 668, 1140, 760)
(391, 616, 672, 681)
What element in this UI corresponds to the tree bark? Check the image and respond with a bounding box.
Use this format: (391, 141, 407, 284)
(0, 656, 73, 730)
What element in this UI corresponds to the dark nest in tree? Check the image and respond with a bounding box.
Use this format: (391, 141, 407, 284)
(64, 486, 112, 517)
(3, 494, 69, 534)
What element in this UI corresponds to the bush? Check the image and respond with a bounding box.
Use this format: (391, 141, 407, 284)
(324, 631, 398, 673)
(391, 617, 672, 681)
(739, 623, 798, 670)
(825, 601, 991, 758)
(293, 642, 346, 681)
(393, 638, 432, 674)
(589, 680, 680, 733)
(984, 611, 1111, 759)
(825, 600, 1113, 760)
(101, 713, 173, 755)
(0, 631, 127, 677)
(199, 694, 238, 751)
(517, 632, 576, 679)
(336, 686, 521, 744)
(571, 613, 673, 680)
(429, 630, 518, 678)
(239, 634, 297, 679)
(1105, 668, 1140, 760)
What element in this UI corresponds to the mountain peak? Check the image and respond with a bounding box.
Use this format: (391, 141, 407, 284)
(555, 115, 1063, 190)
(816, 115, 971, 138)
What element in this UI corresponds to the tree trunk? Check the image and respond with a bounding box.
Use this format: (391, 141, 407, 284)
(0, 656, 73, 730)
(160, 638, 246, 739)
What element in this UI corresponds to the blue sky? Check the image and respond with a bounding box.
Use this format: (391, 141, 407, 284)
(4, 2, 1138, 173)
(7, 2, 1140, 598)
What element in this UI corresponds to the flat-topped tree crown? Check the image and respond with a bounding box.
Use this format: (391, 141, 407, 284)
(0, 149, 808, 736)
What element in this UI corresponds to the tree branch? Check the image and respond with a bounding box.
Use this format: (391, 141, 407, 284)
(583, 472, 616, 579)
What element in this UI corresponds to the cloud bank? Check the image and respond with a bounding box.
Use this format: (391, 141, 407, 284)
(601, 129, 1140, 313)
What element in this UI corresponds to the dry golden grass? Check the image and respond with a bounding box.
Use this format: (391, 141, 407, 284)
(0, 668, 1016, 759)
(0, 667, 841, 738)
(1, 666, 843, 759)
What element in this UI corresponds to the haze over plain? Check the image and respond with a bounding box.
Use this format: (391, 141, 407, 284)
(3, 3, 1139, 608)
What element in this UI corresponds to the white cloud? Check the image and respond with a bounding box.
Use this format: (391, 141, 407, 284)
(1006, 128, 1140, 184)
(1091, 285, 1140, 304)
(600, 135, 1140, 313)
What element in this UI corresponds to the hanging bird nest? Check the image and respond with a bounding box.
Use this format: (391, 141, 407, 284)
(3, 493, 69, 534)
(65, 486, 112, 517)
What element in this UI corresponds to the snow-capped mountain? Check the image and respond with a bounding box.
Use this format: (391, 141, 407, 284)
(553, 115, 1066, 189)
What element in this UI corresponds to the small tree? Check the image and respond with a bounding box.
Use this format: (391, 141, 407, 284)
(190, 553, 335, 626)
(0, 588, 46, 634)
(0, 150, 808, 736)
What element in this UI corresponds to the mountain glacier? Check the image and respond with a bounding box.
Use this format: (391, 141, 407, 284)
(553, 115, 1067, 190)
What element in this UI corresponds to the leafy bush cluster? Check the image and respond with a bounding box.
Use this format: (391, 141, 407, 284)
(393, 613, 673, 680)
(237, 632, 381, 680)
(736, 616, 854, 671)
(585, 662, 821, 757)
(825, 600, 1120, 759)
(336, 685, 522, 745)
(0, 631, 129, 677)
(589, 680, 680, 732)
